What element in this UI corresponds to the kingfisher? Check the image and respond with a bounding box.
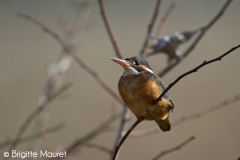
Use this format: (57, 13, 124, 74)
(147, 29, 199, 63)
(111, 56, 174, 132)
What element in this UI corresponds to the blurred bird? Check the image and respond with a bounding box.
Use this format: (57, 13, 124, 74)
(111, 56, 174, 132)
(149, 29, 199, 63)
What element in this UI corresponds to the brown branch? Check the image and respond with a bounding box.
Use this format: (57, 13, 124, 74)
(111, 120, 141, 160)
(57, 112, 121, 158)
(156, 0, 179, 37)
(157, 0, 233, 77)
(6, 83, 71, 154)
(0, 123, 64, 150)
(84, 142, 112, 155)
(154, 44, 240, 105)
(172, 94, 240, 127)
(69, 51, 124, 105)
(151, 136, 195, 160)
(140, 0, 162, 57)
(18, 11, 127, 160)
(97, 0, 123, 59)
(110, 105, 130, 157)
(17, 13, 65, 46)
(130, 93, 240, 137)
(24, 3, 92, 155)
(17, 12, 124, 106)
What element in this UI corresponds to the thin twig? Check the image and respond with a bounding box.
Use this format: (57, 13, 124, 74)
(84, 142, 112, 155)
(0, 123, 65, 150)
(18, 4, 91, 156)
(111, 120, 141, 160)
(151, 136, 195, 160)
(97, 0, 123, 59)
(69, 51, 124, 105)
(157, 0, 233, 77)
(172, 94, 240, 127)
(110, 105, 130, 157)
(55, 112, 121, 158)
(140, 0, 161, 57)
(184, 0, 233, 58)
(6, 83, 71, 154)
(17, 12, 124, 106)
(130, 93, 240, 137)
(17, 13, 64, 46)
(154, 44, 240, 105)
(156, 0, 179, 37)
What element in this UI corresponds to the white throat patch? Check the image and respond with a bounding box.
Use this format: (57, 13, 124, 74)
(123, 67, 139, 76)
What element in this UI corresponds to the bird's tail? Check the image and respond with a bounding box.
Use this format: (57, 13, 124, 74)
(155, 117, 171, 132)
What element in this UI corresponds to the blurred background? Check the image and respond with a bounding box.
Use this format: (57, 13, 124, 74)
(0, 0, 240, 159)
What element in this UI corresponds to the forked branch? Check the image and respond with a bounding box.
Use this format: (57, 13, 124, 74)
(17, 12, 124, 106)
(158, 0, 233, 77)
(154, 44, 240, 105)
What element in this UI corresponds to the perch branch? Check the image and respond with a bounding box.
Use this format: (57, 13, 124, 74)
(154, 44, 240, 105)
(111, 120, 141, 160)
(110, 105, 130, 157)
(130, 93, 240, 137)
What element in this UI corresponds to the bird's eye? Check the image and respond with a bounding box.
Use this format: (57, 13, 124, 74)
(135, 61, 139, 65)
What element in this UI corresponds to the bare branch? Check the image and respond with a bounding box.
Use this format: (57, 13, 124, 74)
(0, 123, 64, 150)
(97, 0, 123, 59)
(24, 3, 92, 155)
(84, 142, 111, 155)
(157, 0, 233, 77)
(56, 112, 121, 158)
(140, 0, 162, 56)
(172, 94, 240, 127)
(18, 9, 127, 160)
(6, 83, 71, 154)
(51, 82, 73, 100)
(151, 136, 195, 160)
(17, 13, 124, 106)
(130, 93, 240, 137)
(156, 0, 179, 37)
(69, 51, 124, 105)
(17, 13, 65, 46)
(112, 120, 141, 160)
(110, 105, 130, 157)
(154, 44, 240, 105)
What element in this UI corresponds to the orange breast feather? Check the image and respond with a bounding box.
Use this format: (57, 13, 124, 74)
(118, 72, 172, 121)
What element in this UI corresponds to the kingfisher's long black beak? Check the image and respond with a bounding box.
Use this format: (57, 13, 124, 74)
(111, 57, 132, 67)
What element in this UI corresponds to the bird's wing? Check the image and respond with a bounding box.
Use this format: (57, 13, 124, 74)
(152, 38, 168, 53)
(144, 71, 175, 109)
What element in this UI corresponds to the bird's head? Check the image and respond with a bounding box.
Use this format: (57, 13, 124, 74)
(111, 56, 153, 76)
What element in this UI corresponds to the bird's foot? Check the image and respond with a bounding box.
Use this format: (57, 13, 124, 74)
(137, 117, 144, 122)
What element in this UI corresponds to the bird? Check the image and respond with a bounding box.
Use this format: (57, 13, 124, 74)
(111, 56, 174, 132)
(148, 29, 199, 63)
